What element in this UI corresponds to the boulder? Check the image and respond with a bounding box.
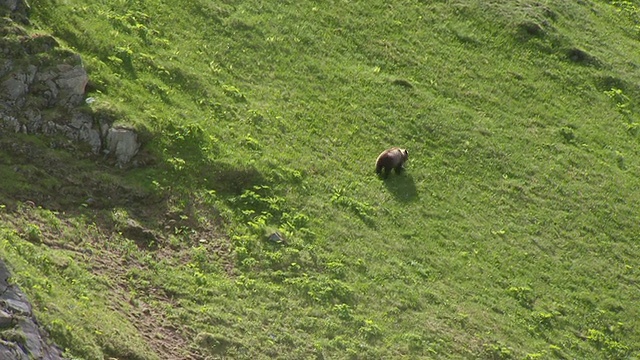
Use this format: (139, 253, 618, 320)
(106, 127, 141, 166)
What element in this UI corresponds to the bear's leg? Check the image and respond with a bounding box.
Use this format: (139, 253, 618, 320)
(384, 166, 392, 178)
(395, 165, 404, 174)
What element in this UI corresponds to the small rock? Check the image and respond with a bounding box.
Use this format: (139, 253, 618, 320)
(121, 219, 158, 248)
(267, 232, 286, 244)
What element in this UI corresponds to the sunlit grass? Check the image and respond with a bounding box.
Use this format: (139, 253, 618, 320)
(1, 0, 639, 358)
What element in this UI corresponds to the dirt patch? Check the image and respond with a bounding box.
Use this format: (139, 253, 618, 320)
(90, 253, 204, 360)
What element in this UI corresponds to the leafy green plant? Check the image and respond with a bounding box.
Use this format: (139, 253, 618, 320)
(222, 84, 246, 102)
(604, 88, 633, 117)
(330, 187, 376, 226)
(483, 342, 514, 359)
(507, 286, 535, 309)
(333, 303, 353, 321)
(23, 223, 42, 242)
(357, 319, 383, 341)
(586, 328, 630, 358)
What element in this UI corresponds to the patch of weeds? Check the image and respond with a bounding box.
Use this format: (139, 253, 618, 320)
(242, 134, 261, 151)
(167, 234, 183, 249)
(22, 223, 42, 242)
(188, 245, 221, 273)
(558, 125, 577, 144)
(482, 341, 514, 359)
(605, 88, 634, 123)
(507, 286, 535, 309)
(35, 207, 62, 230)
(284, 274, 354, 304)
(626, 122, 640, 136)
(357, 318, 383, 342)
(528, 310, 557, 336)
(267, 164, 304, 184)
(585, 328, 630, 359)
(111, 208, 131, 229)
(195, 332, 240, 355)
(524, 352, 545, 359)
(325, 259, 346, 279)
(548, 344, 569, 358)
(230, 185, 311, 247)
(222, 84, 246, 102)
(609, 0, 640, 38)
(332, 303, 353, 321)
(330, 187, 376, 227)
(401, 332, 426, 353)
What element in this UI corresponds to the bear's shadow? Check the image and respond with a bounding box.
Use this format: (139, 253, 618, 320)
(383, 172, 418, 202)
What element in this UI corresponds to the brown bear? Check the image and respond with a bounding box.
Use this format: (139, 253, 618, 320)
(375, 147, 409, 178)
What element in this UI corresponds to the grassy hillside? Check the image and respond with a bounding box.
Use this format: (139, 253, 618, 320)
(2, 0, 640, 358)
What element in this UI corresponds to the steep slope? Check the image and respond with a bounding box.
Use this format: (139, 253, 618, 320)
(1, 0, 640, 358)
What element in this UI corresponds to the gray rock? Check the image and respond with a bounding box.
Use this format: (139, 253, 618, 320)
(33, 69, 60, 107)
(1, 298, 31, 316)
(24, 107, 42, 132)
(267, 232, 286, 244)
(54, 64, 87, 107)
(106, 127, 141, 166)
(0, 309, 12, 328)
(69, 111, 91, 129)
(19, 318, 48, 360)
(1, 113, 20, 132)
(1, 65, 36, 103)
(0, 340, 28, 360)
(0, 260, 67, 360)
(0, 59, 14, 78)
(81, 125, 102, 154)
(0, 0, 20, 11)
(0, 0, 30, 21)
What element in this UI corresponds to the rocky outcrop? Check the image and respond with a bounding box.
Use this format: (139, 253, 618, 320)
(0, 3, 141, 167)
(0, 260, 67, 360)
(0, 0, 30, 24)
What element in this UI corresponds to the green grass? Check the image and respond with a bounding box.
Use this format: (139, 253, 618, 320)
(1, 0, 640, 358)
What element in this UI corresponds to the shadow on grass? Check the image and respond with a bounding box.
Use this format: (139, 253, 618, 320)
(197, 161, 266, 195)
(0, 131, 271, 249)
(383, 173, 418, 203)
